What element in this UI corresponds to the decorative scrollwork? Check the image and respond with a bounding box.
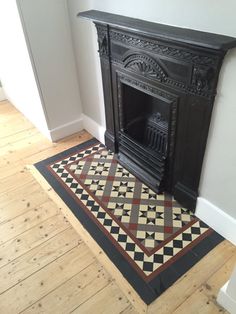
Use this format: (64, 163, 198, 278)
(110, 30, 217, 66)
(123, 53, 167, 82)
(96, 24, 109, 57)
(121, 53, 214, 98)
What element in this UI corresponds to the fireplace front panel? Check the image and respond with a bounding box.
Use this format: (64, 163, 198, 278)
(96, 24, 225, 211)
(78, 10, 236, 211)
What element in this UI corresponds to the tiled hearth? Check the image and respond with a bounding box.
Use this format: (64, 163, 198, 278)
(34, 138, 223, 305)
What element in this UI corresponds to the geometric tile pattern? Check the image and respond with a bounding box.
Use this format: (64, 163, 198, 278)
(67, 149, 196, 252)
(49, 143, 210, 278)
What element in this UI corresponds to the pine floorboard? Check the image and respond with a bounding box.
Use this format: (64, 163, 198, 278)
(0, 100, 235, 313)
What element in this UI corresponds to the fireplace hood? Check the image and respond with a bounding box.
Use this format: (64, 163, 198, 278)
(78, 10, 236, 211)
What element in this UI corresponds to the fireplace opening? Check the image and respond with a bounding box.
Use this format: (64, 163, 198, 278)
(118, 81, 176, 193)
(121, 83, 169, 160)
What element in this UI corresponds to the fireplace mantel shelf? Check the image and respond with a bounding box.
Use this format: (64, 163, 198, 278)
(78, 10, 236, 51)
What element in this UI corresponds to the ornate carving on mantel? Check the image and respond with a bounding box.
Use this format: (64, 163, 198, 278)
(123, 53, 167, 82)
(121, 52, 214, 98)
(191, 66, 214, 92)
(110, 30, 218, 66)
(96, 24, 109, 57)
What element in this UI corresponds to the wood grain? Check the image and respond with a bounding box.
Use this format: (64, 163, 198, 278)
(0, 101, 235, 314)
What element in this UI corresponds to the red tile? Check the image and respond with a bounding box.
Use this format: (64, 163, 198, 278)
(164, 200, 173, 207)
(129, 223, 138, 230)
(102, 196, 110, 202)
(132, 198, 140, 205)
(164, 226, 173, 234)
(107, 176, 115, 181)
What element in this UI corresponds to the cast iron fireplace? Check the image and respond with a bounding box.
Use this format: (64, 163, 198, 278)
(79, 10, 236, 211)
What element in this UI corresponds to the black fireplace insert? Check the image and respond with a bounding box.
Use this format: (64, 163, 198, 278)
(78, 10, 236, 211)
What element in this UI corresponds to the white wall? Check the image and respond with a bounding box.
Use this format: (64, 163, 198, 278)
(0, 0, 49, 138)
(0, 0, 83, 141)
(17, 0, 83, 140)
(68, 0, 105, 128)
(68, 0, 236, 228)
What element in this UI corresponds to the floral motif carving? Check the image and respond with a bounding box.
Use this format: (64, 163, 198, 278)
(121, 53, 214, 98)
(123, 54, 167, 82)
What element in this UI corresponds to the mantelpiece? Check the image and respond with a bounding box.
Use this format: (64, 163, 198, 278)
(78, 10, 236, 211)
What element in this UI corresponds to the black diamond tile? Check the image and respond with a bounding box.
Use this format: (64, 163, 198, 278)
(134, 252, 144, 261)
(163, 247, 174, 256)
(69, 156, 76, 161)
(182, 233, 192, 241)
(110, 226, 120, 234)
(103, 219, 113, 226)
(173, 240, 183, 248)
(125, 243, 135, 251)
(118, 234, 128, 242)
(81, 194, 89, 200)
(153, 254, 164, 264)
(199, 220, 209, 228)
(65, 178, 73, 183)
(70, 183, 78, 189)
(97, 212, 106, 219)
(143, 262, 153, 272)
(91, 205, 99, 212)
(75, 188, 83, 194)
(191, 227, 201, 234)
(86, 200, 94, 207)
(52, 164, 60, 169)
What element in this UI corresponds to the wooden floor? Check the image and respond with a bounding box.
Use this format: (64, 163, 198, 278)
(0, 100, 235, 314)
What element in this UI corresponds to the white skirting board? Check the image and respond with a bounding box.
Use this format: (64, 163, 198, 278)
(82, 114, 106, 144)
(49, 117, 84, 142)
(196, 197, 236, 245)
(0, 87, 6, 101)
(217, 282, 236, 314)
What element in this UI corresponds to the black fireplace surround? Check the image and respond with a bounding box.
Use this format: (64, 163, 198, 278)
(79, 10, 236, 211)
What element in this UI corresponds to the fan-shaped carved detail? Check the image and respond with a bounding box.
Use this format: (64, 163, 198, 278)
(123, 54, 167, 82)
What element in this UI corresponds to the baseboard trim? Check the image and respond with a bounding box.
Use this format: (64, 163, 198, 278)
(49, 117, 84, 142)
(217, 281, 236, 313)
(196, 197, 236, 245)
(82, 114, 105, 144)
(0, 87, 6, 101)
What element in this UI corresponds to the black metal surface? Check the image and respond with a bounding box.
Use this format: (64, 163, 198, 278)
(78, 10, 236, 211)
(78, 10, 236, 50)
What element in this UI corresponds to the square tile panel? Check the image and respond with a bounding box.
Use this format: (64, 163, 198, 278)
(35, 138, 224, 305)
